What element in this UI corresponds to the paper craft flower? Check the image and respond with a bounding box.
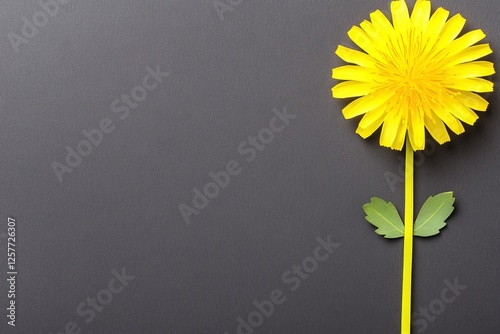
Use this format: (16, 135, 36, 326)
(330, 1, 494, 333)
(332, 0, 494, 151)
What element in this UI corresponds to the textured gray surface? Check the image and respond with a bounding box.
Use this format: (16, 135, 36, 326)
(0, 0, 499, 333)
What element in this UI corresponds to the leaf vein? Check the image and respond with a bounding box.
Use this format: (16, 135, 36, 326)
(373, 209, 404, 233)
(415, 203, 445, 232)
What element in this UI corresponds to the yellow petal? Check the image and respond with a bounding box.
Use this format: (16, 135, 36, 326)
(356, 106, 386, 138)
(449, 107, 478, 126)
(360, 20, 376, 36)
(435, 14, 466, 51)
(335, 45, 377, 68)
(347, 26, 386, 63)
(359, 20, 402, 66)
(430, 30, 486, 65)
(446, 44, 493, 66)
(380, 108, 402, 148)
(392, 112, 408, 151)
(454, 91, 489, 111)
(356, 124, 382, 139)
(408, 106, 426, 150)
(410, 0, 431, 30)
(445, 77, 494, 93)
(391, 0, 410, 33)
(332, 81, 373, 98)
(442, 30, 486, 58)
(423, 7, 449, 52)
(360, 20, 386, 49)
(370, 10, 394, 34)
(443, 61, 495, 78)
(442, 93, 479, 125)
(332, 65, 376, 82)
(430, 100, 465, 135)
(358, 105, 385, 129)
(342, 88, 394, 119)
(424, 113, 450, 145)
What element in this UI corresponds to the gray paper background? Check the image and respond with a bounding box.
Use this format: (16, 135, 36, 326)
(0, 0, 499, 333)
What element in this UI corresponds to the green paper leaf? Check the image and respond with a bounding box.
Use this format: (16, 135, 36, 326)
(414, 192, 455, 237)
(363, 197, 405, 239)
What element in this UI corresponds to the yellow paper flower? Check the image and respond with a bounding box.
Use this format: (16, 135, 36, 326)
(331, 0, 495, 150)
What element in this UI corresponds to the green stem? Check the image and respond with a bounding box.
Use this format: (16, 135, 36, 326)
(401, 137, 414, 334)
